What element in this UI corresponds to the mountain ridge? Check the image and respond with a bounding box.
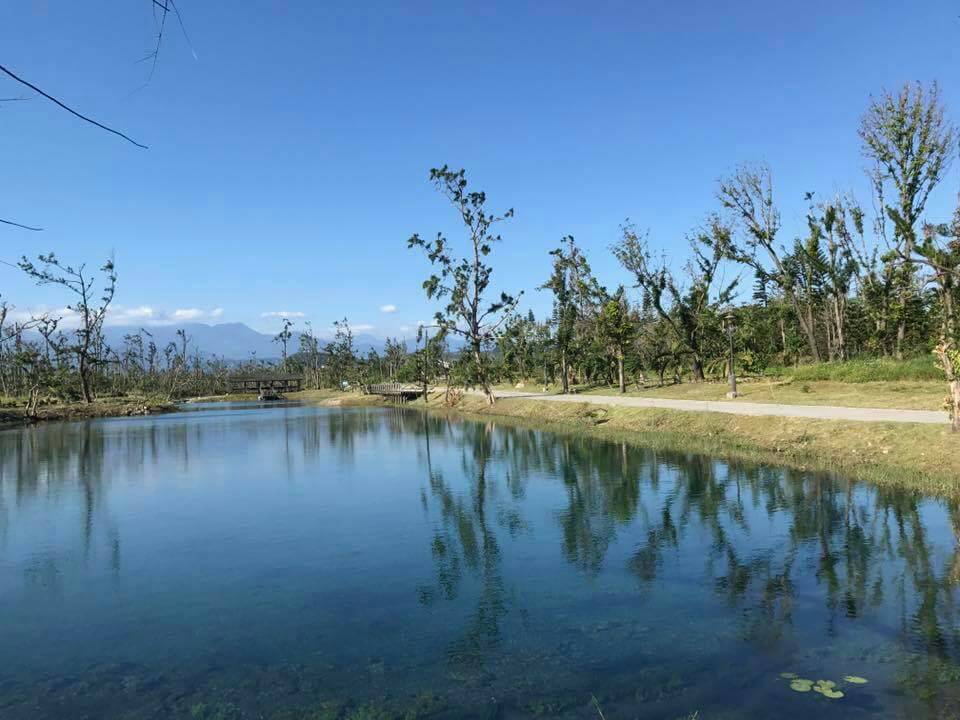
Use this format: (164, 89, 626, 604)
(96, 323, 385, 361)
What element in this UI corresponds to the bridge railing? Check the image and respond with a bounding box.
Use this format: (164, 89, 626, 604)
(366, 383, 423, 396)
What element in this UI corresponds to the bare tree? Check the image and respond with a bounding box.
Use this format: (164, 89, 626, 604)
(18, 254, 117, 403)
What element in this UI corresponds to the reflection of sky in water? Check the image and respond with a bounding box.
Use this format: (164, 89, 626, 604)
(0, 404, 958, 719)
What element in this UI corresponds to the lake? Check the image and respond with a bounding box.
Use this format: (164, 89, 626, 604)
(0, 402, 958, 719)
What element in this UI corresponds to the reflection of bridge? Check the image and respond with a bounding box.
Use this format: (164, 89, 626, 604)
(228, 375, 302, 395)
(365, 383, 424, 401)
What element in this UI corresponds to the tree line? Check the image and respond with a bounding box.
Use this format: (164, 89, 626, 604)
(3, 81, 959, 429)
(404, 81, 960, 429)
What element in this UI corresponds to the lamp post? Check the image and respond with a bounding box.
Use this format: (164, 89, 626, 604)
(724, 311, 738, 399)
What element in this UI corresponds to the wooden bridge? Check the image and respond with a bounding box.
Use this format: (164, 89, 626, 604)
(365, 383, 425, 401)
(228, 375, 303, 395)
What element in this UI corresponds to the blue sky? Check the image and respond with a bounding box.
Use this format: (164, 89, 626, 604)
(1, 0, 958, 339)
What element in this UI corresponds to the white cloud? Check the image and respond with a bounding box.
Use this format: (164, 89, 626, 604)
(380, 304, 397, 314)
(261, 310, 306, 319)
(352, 323, 375, 332)
(121, 306, 156, 320)
(5, 304, 226, 328)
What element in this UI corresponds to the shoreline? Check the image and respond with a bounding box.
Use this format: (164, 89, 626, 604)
(306, 390, 960, 498)
(4, 389, 956, 497)
(0, 399, 179, 430)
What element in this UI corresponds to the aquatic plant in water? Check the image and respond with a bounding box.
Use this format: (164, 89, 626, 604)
(812, 680, 844, 699)
(781, 673, 869, 699)
(789, 679, 813, 692)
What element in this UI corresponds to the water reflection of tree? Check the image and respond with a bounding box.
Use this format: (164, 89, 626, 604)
(419, 417, 960, 703)
(5, 407, 960, 708)
(417, 417, 512, 670)
(0, 422, 120, 587)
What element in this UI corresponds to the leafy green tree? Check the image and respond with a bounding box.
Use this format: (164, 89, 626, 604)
(299, 321, 322, 388)
(383, 337, 408, 380)
(541, 241, 578, 392)
(273, 318, 294, 368)
(596, 287, 636, 393)
(913, 200, 960, 343)
(860, 81, 956, 358)
(408, 166, 521, 404)
(498, 312, 538, 383)
(935, 341, 960, 433)
(718, 163, 823, 362)
(539, 236, 604, 391)
(325, 318, 356, 388)
(614, 219, 737, 381)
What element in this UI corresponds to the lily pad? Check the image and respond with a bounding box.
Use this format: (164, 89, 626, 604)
(780, 672, 798, 679)
(790, 679, 813, 692)
(843, 676, 868, 684)
(813, 680, 844, 699)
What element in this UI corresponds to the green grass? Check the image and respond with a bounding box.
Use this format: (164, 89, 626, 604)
(494, 357, 949, 410)
(574, 378, 947, 411)
(767, 356, 941, 382)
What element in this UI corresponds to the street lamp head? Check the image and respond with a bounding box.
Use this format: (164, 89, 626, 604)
(723, 309, 736, 336)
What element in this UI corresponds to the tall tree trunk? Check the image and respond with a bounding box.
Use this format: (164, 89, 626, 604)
(935, 342, 960, 433)
(560, 348, 569, 394)
(473, 341, 495, 405)
(779, 317, 788, 363)
(833, 296, 847, 361)
(895, 320, 906, 360)
(690, 355, 705, 382)
(951, 379, 960, 434)
(940, 280, 956, 343)
(79, 354, 93, 404)
(790, 293, 821, 362)
(617, 350, 625, 394)
(824, 306, 836, 361)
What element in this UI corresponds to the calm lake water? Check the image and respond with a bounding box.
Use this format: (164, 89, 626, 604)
(1, 402, 959, 719)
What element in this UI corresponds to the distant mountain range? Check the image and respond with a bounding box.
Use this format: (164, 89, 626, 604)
(98, 323, 385, 361)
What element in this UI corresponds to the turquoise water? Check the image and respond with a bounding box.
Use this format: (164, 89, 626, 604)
(0, 402, 958, 719)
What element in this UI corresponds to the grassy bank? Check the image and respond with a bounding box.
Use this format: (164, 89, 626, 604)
(574, 379, 947, 410)
(496, 357, 949, 411)
(404, 392, 960, 498)
(496, 377, 946, 410)
(0, 397, 178, 430)
(766, 356, 942, 382)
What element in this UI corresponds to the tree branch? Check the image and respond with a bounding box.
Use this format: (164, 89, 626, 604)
(1, 217, 42, 231)
(0, 63, 148, 149)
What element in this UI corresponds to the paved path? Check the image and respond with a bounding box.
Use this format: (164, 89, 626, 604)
(476, 389, 949, 425)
